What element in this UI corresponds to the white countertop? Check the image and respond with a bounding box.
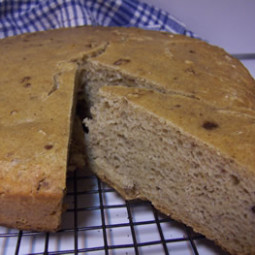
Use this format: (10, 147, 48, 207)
(143, 0, 255, 78)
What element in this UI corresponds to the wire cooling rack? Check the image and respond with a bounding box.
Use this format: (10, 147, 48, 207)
(0, 168, 230, 255)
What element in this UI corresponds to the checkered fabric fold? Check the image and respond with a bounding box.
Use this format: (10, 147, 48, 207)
(0, 0, 195, 38)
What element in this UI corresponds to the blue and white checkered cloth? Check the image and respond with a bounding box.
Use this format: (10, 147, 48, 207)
(0, 0, 196, 39)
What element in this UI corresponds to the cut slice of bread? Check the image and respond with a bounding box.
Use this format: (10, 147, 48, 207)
(85, 85, 255, 255)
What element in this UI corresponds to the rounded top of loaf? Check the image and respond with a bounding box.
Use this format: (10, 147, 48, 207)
(1, 26, 255, 112)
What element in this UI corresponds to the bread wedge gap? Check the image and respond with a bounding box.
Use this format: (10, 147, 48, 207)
(84, 85, 255, 255)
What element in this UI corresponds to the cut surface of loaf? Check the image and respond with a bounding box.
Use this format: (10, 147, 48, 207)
(85, 86, 255, 255)
(0, 26, 255, 254)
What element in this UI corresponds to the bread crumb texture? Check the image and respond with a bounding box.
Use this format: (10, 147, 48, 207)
(0, 26, 255, 255)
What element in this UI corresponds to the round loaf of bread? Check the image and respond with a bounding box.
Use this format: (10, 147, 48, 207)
(0, 26, 254, 255)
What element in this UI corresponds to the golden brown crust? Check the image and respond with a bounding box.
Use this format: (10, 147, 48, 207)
(0, 67, 77, 231)
(0, 192, 63, 231)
